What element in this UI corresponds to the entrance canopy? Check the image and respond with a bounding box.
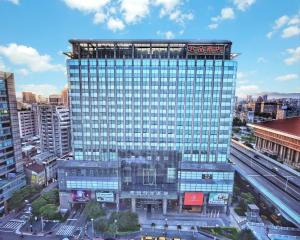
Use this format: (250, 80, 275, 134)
(184, 192, 204, 206)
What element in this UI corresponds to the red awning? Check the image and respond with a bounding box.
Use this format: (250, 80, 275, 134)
(184, 192, 204, 206)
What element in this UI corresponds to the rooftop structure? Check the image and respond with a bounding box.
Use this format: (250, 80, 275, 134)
(255, 117, 300, 137)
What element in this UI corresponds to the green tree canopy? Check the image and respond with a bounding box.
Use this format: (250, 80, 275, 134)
(236, 229, 257, 240)
(8, 186, 40, 211)
(40, 204, 60, 220)
(86, 200, 105, 219)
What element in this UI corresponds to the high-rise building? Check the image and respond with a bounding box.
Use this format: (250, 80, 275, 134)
(61, 87, 69, 107)
(0, 72, 26, 212)
(18, 109, 39, 140)
(48, 94, 62, 105)
(22, 91, 36, 104)
(38, 105, 71, 157)
(58, 40, 237, 214)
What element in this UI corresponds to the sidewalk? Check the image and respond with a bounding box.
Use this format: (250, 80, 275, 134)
(138, 210, 229, 231)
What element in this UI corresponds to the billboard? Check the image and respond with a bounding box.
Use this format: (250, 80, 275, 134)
(71, 190, 91, 202)
(96, 191, 115, 203)
(208, 193, 229, 205)
(184, 192, 204, 206)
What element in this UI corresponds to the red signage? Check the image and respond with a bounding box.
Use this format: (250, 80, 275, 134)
(187, 45, 224, 55)
(184, 192, 204, 206)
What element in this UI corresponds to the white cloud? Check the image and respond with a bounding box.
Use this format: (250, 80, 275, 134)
(0, 57, 8, 71)
(236, 70, 256, 85)
(257, 57, 267, 63)
(281, 25, 300, 38)
(0, 43, 64, 73)
(93, 12, 106, 24)
(233, 0, 256, 11)
(284, 46, 300, 65)
(157, 30, 175, 39)
(153, 0, 181, 16)
(209, 7, 234, 29)
(18, 84, 59, 97)
(219, 7, 235, 20)
(276, 73, 299, 81)
(165, 31, 175, 39)
(169, 10, 193, 24)
(267, 11, 300, 39)
(64, 0, 192, 31)
(17, 68, 29, 76)
(121, 0, 150, 24)
(8, 0, 19, 5)
(208, 23, 218, 29)
(236, 85, 259, 98)
(63, 0, 110, 12)
(274, 15, 290, 29)
(107, 17, 125, 31)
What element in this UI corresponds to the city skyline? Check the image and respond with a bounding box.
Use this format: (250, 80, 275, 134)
(0, 0, 299, 98)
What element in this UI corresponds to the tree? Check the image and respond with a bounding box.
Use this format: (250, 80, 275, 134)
(8, 186, 40, 211)
(177, 224, 182, 232)
(39, 204, 60, 220)
(86, 200, 105, 219)
(108, 211, 139, 232)
(42, 189, 59, 205)
(236, 229, 257, 240)
(151, 222, 156, 231)
(32, 197, 48, 216)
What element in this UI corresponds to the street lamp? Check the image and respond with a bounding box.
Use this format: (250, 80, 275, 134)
(91, 218, 94, 239)
(285, 176, 294, 191)
(42, 161, 48, 187)
(114, 219, 118, 238)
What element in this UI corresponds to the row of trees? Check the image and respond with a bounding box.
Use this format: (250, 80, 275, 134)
(31, 189, 60, 220)
(8, 186, 41, 211)
(94, 211, 139, 233)
(233, 185, 256, 216)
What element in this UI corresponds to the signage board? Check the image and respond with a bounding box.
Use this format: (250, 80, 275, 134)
(208, 193, 229, 205)
(71, 190, 91, 202)
(96, 191, 115, 203)
(187, 45, 225, 55)
(184, 192, 204, 206)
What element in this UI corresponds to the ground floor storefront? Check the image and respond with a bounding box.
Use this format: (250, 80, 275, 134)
(59, 190, 231, 216)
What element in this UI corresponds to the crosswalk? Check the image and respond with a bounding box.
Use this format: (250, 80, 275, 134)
(56, 224, 76, 236)
(0, 220, 25, 231)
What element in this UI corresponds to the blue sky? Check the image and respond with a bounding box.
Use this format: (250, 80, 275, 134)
(0, 0, 299, 98)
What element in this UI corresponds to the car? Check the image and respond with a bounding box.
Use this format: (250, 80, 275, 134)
(157, 237, 167, 240)
(141, 237, 154, 240)
(272, 167, 279, 172)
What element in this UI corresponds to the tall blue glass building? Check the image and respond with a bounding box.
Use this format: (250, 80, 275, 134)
(0, 72, 26, 213)
(58, 40, 237, 214)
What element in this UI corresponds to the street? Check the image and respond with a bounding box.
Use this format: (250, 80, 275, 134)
(230, 140, 300, 227)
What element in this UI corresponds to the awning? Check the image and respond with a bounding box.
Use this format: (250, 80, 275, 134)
(184, 192, 204, 206)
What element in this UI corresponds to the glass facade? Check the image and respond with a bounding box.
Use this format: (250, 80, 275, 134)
(0, 72, 26, 212)
(63, 40, 236, 206)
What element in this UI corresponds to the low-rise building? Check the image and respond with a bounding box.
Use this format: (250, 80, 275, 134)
(32, 152, 58, 184)
(24, 163, 45, 186)
(249, 117, 300, 169)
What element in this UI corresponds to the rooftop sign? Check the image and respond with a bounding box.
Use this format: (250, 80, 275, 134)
(187, 45, 225, 55)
